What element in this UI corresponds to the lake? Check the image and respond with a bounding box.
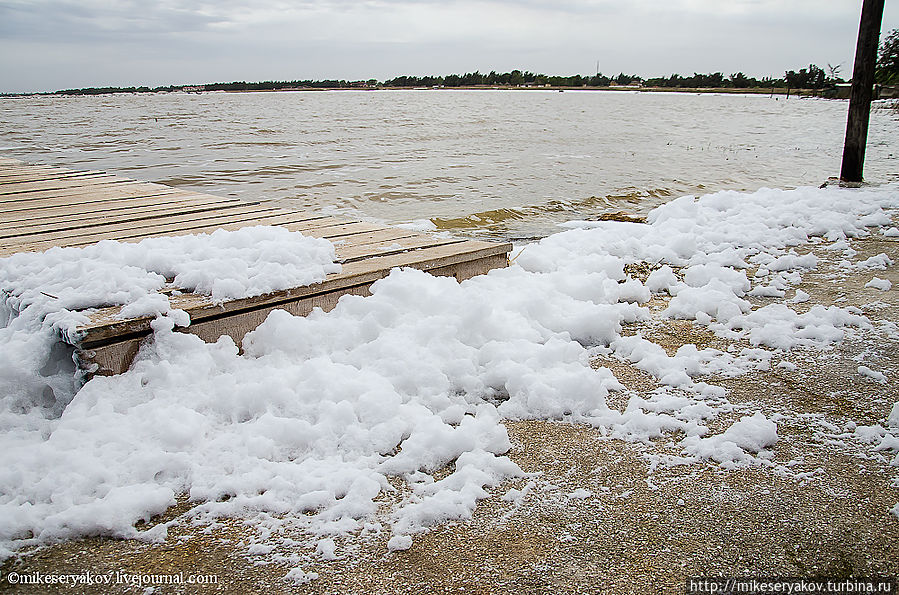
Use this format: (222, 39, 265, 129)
(1, 89, 897, 240)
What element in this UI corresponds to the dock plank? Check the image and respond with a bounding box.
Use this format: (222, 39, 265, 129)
(0, 171, 107, 184)
(0, 194, 244, 229)
(0, 200, 266, 238)
(0, 165, 75, 177)
(0, 180, 178, 205)
(0, 202, 287, 244)
(338, 234, 466, 263)
(0, 173, 126, 195)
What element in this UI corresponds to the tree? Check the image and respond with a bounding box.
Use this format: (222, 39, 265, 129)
(826, 63, 844, 83)
(730, 72, 750, 88)
(784, 64, 826, 89)
(876, 28, 899, 84)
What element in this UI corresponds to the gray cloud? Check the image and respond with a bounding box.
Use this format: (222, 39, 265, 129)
(1, 0, 897, 93)
(1, 1, 223, 40)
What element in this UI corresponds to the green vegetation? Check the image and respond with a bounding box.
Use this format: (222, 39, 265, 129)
(382, 70, 615, 88)
(877, 28, 899, 84)
(645, 72, 771, 89)
(644, 65, 844, 90)
(55, 85, 157, 95)
(53, 79, 369, 96)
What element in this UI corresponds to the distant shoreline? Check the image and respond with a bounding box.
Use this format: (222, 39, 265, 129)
(218, 85, 838, 98)
(0, 85, 832, 99)
(2, 85, 841, 99)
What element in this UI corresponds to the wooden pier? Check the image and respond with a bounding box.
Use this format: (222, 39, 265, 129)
(0, 157, 511, 375)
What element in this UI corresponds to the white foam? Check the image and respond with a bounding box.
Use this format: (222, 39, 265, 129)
(858, 365, 888, 384)
(2, 182, 898, 570)
(680, 412, 779, 468)
(865, 277, 892, 291)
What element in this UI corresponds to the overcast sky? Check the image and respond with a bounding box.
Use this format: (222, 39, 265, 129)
(1, 0, 898, 93)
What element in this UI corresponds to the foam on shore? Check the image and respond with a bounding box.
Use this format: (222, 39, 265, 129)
(1, 184, 897, 575)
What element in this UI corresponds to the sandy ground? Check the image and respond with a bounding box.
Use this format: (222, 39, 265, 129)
(2, 221, 898, 595)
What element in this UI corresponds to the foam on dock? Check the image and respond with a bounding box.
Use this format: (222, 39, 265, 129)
(0, 157, 510, 375)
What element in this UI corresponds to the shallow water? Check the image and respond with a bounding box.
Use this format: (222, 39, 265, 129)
(1, 89, 897, 240)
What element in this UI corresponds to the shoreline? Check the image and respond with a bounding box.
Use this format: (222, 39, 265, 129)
(1, 85, 840, 99)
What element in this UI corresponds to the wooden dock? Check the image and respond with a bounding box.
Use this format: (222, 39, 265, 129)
(0, 157, 511, 375)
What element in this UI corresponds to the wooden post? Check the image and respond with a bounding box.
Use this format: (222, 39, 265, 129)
(840, 0, 885, 183)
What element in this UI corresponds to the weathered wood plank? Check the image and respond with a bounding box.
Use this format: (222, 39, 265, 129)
(0, 164, 68, 175)
(0, 170, 82, 178)
(0, 201, 281, 242)
(0, 192, 192, 221)
(0, 169, 107, 183)
(0, 204, 294, 248)
(294, 220, 389, 239)
(0, 188, 229, 219)
(331, 227, 424, 250)
(338, 234, 465, 263)
(0, 174, 126, 195)
(278, 217, 363, 234)
(0, 168, 108, 178)
(0, 180, 175, 205)
(323, 227, 466, 262)
(0, 200, 268, 238)
(0, 193, 243, 228)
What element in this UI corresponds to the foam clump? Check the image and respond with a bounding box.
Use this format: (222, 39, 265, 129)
(865, 277, 892, 291)
(680, 412, 779, 468)
(2, 225, 339, 316)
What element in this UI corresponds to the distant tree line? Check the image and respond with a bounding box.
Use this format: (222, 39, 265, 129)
(11, 67, 840, 98)
(382, 70, 637, 88)
(645, 72, 767, 89)
(200, 79, 374, 91)
(643, 65, 846, 90)
(56, 85, 159, 95)
(34, 65, 851, 98)
(9, 29, 897, 99)
(53, 79, 374, 96)
(386, 66, 848, 91)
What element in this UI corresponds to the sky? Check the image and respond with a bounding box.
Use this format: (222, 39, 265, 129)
(1, 0, 898, 94)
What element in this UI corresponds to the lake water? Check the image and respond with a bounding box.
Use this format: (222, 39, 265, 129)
(1, 89, 897, 241)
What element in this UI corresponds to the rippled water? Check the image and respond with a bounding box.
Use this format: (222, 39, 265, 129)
(1, 90, 897, 240)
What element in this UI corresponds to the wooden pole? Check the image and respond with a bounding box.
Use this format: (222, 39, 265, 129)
(840, 0, 885, 183)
